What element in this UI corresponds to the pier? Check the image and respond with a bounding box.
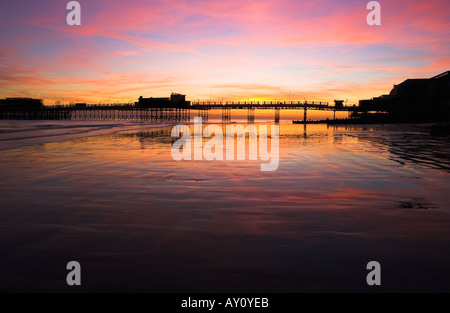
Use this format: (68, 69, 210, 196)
(0, 106, 190, 123)
(0, 100, 372, 123)
(190, 100, 345, 123)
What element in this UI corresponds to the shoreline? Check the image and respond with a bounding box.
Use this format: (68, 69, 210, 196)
(2, 118, 450, 153)
(0, 120, 176, 151)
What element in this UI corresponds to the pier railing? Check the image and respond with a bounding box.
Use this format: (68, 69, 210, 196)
(191, 100, 329, 107)
(0, 100, 365, 123)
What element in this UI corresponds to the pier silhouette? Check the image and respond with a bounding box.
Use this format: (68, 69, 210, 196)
(2, 70, 449, 124)
(0, 98, 359, 123)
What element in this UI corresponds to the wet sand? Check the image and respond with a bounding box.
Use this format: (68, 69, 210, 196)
(0, 122, 450, 292)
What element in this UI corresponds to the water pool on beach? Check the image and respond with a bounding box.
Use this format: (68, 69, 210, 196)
(0, 121, 450, 292)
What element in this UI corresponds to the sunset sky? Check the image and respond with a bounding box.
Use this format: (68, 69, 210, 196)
(0, 0, 449, 105)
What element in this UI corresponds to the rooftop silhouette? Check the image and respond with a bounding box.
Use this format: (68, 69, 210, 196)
(352, 70, 450, 123)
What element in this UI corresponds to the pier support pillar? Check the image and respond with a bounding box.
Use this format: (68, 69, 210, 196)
(303, 107, 307, 123)
(222, 108, 231, 123)
(196, 109, 208, 122)
(202, 109, 208, 122)
(274, 108, 280, 123)
(248, 108, 255, 123)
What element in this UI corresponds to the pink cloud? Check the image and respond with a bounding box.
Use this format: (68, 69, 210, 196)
(0, 0, 448, 104)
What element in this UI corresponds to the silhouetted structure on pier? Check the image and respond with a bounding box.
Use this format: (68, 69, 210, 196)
(334, 100, 344, 108)
(0, 98, 44, 110)
(0, 96, 351, 123)
(135, 93, 190, 108)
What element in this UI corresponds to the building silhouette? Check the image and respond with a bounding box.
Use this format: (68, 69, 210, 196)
(0, 98, 44, 110)
(135, 93, 190, 108)
(357, 71, 450, 122)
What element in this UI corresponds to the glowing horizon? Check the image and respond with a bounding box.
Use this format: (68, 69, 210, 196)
(0, 0, 449, 105)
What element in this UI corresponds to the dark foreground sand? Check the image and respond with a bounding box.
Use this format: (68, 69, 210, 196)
(0, 123, 450, 292)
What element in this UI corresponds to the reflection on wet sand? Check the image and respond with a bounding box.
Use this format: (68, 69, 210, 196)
(0, 123, 450, 292)
(329, 124, 450, 172)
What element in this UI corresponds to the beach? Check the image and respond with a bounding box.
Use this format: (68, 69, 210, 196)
(1, 121, 450, 292)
